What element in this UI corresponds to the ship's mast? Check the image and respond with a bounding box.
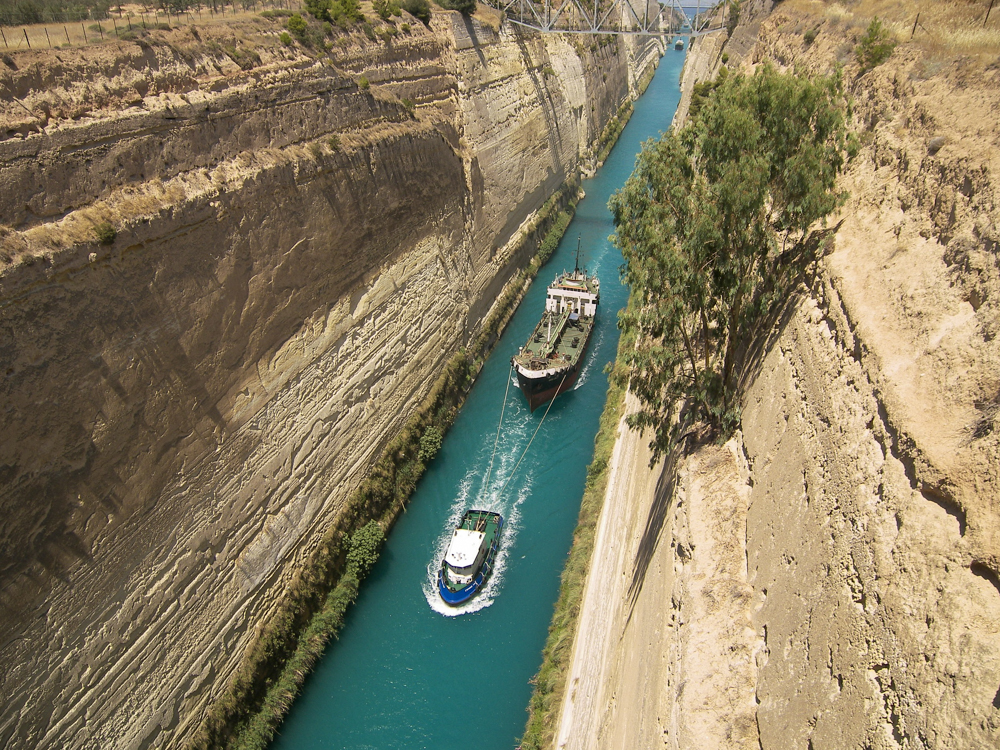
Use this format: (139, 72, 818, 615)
(575, 235, 581, 274)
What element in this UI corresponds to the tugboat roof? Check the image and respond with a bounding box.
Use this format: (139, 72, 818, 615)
(445, 529, 485, 568)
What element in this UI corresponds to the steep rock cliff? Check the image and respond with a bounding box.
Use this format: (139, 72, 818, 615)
(554, 2, 1000, 748)
(740, 7, 1000, 745)
(0, 12, 662, 748)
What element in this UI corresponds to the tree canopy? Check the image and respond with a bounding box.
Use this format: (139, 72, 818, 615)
(609, 63, 850, 457)
(436, 0, 476, 15)
(305, 0, 363, 25)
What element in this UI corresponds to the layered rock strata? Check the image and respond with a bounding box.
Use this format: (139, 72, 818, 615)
(0, 13, 661, 749)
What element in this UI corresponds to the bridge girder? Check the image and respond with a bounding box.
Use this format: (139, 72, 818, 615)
(482, 0, 729, 37)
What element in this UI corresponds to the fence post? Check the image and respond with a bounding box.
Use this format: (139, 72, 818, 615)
(112, 16, 118, 36)
(23, 27, 30, 48)
(987, 0, 995, 27)
(64, 25, 70, 44)
(81, 23, 87, 43)
(0, 27, 7, 48)
(911, 13, 919, 39)
(45, 28, 50, 48)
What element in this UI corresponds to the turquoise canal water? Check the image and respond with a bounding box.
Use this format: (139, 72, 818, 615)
(271, 50, 686, 750)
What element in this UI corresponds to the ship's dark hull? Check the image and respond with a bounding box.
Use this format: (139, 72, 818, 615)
(515, 365, 580, 412)
(514, 328, 592, 412)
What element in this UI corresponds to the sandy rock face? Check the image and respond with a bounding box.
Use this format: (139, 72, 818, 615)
(740, 10, 1000, 745)
(743, 285, 1000, 749)
(0, 16, 661, 749)
(556, 4, 1000, 749)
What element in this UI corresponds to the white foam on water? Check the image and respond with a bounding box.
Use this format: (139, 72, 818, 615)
(424, 431, 535, 617)
(573, 326, 604, 390)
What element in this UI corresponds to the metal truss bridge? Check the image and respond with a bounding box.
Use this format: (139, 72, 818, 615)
(483, 0, 731, 37)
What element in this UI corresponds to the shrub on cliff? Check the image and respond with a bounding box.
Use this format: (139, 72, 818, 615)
(305, 0, 362, 25)
(373, 0, 401, 20)
(855, 16, 896, 72)
(418, 426, 443, 463)
(435, 0, 476, 15)
(725, 0, 740, 36)
(687, 66, 727, 122)
(346, 521, 385, 580)
(286, 12, 308, 40)
(93, 221, 115, 245)
(538, 210, 571, 265)
(401, 0, 430, 24)
(610, 63, 850, 454)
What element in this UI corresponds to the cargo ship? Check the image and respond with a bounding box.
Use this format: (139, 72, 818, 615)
(437, 509, 504, 606)
(511, 239, 599, 412)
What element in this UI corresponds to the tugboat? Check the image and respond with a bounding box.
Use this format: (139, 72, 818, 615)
(438, 509, 504, 606)
(674, 37, 685, 50)
(511, 238, 599, 412)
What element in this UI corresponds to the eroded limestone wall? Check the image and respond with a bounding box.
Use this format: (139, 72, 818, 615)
(555, 3, 1000, 748)
(739, 9, 1000, 746)
(0, 15, 661, 749)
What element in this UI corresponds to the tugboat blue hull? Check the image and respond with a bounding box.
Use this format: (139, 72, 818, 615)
(438, 514, 504, 606)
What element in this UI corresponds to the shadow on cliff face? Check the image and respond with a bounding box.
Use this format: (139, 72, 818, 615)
(513, 34, 568, 180)
(625, 445, 681, 618)
(622, 224, 844, 623)
(735, 221, 845, 400)
(0, 476, 95, 650)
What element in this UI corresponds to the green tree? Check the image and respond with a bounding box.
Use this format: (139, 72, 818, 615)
(610, 63, 849, 456)
(373, 0, 400, 20)
(855, 16, 895, 71)
(306, 0, 362, 25)
(401, 0, 430, 24)
(436, 0, 475, 15)
(345, 521, 385, 579)
(418, 426, 443, 463)
(286, 12, 308, 39)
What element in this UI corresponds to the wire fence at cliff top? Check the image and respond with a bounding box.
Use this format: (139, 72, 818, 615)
(0, 0, 305, 25)
(0, 0, 305, 49)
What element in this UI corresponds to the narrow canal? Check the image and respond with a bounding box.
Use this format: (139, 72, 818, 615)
(272, 48, 686, 750)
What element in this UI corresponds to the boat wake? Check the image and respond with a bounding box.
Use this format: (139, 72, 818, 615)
(574, 326, 604, 390)
(423, 432, 533, 617)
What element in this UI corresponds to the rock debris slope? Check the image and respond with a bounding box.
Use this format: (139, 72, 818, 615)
(0, 13, 661, 749)
(556, 3, 1000, 749)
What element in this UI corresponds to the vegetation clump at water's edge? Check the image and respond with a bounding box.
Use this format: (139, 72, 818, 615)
(188, 179, 582, 750)
(518, 307, 634, 750)
(587, 57, 658, 170)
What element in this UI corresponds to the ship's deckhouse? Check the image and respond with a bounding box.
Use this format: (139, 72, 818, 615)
(545, 271, 599, 317)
